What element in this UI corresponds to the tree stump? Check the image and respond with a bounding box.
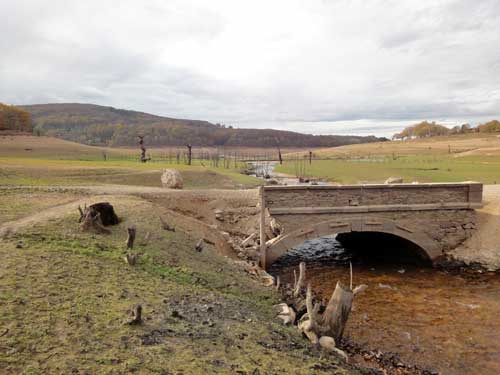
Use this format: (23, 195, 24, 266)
(126, 226, 136, 249)
(78, 202, 118, 229)
(126, 304, 142, 325)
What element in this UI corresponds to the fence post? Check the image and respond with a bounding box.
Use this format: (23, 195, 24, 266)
(259, 186, 267, 269)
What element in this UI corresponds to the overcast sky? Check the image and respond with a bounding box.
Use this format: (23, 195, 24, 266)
(1, 0, 500, 136)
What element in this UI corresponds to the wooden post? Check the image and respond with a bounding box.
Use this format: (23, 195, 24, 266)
(186, 144, 192, 165)
(126, 226, 136, 249)
(259, 186, 267, 269)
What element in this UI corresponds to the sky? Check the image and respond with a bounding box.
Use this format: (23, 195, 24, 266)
(1, 0, 500, 137)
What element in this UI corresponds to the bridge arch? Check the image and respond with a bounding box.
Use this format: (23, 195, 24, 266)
(265, 217, 441, 267)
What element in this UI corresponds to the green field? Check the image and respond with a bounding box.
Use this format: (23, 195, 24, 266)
(276, 155, 500, 184)
(0, 157, 260, 188)
(0, 136, 261, 189)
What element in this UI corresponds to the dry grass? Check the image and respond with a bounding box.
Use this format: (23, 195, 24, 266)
(0, 190, 357, 375)
(291, 133, 500, 158)
(0, 136, 261, 189)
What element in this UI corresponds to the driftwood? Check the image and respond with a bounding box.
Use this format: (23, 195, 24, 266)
(124, 252, 139, 265)
(293, 262, 306, 298)
(275, 262, 367, 359)
(241, 233, 257, 248)
(126, 304, 142, 325)
(275, 303, 296, 325)
(186, 144, 192, 165)
(78, 202, 118, 234)
(140, 231, 151, 246)
(126, 226, 136, 249)
(138, 136, 150, 163)
(79, 204, 111, 234)
(195, 239, 204, 252)
(159, 216, 175, 232)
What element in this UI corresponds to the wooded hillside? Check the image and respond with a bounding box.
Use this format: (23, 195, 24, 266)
(0, 103, 32, 132)
(21, 103, 385, 147)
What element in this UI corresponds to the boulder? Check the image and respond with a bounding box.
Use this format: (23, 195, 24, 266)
(214, 209, 224, 221)
(161, 169, 183, 189)
(385, 177, 403, 184)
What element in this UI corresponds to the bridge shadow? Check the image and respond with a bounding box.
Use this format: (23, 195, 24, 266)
(268, 232, 432, 272)
(336, 232, 432, 266)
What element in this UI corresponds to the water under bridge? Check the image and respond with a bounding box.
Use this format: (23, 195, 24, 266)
(259, 182, 483, 268)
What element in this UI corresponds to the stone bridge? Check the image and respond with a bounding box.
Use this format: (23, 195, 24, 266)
(259, 182, 483, 268)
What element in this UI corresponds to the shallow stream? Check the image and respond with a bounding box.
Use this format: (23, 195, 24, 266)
(269, 237, 500, 375)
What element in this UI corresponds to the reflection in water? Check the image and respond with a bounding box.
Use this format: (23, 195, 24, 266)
(269, 236, 500, 375)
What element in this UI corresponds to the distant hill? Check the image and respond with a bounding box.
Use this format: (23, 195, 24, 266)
(21, 103, 386, 147)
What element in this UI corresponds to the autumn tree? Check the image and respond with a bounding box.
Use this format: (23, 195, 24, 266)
(0, 103, 32, 132)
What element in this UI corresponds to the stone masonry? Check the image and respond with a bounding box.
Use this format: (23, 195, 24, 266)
(260, 183, 483, 268)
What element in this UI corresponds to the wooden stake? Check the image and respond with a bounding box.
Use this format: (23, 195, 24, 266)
(126, 304, 142, 325)
(293, 262, 306, 298)
(259, 186, 267, 269)
(126, 226, 136, 249)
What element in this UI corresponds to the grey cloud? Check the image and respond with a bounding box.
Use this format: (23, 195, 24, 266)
(0, 0, 500, 136)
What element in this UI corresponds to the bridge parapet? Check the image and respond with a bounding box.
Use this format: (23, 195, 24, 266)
(263, 182, 482, 213)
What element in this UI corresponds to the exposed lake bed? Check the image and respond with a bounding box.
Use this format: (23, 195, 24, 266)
(270, 237, 500, 374)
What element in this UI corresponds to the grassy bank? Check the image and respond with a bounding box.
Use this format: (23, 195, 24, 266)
(275, 155, 500, 184)
(0, 157, 260, 188)
(277, 134, 500, 184)
(0, 191, 360, 374)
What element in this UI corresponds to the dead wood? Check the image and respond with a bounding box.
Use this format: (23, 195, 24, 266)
(77, 204, 85, 222)
(275, 303, 296, 325)
(195, 238, 204, 252)
(124, 252, 139, 265)
(241, 232, 257, 248)
(140, 231, 151, 246)
(138, 136, 151, 163)
(276, 261, 367, 354)
(186, 144, 192, 165)
(80, 210, 111, 234)
(78, 202, 118, 234)
(126, 304, 142, 325)
(126, 226, 136, 249)
(293, 261, 306, 298)
(159, 216, 175, 232)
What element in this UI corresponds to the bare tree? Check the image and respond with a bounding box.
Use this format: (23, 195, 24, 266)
(274, 138, 283, 165)
(186, 144, 192, 165)
(138, 136, 150, 163)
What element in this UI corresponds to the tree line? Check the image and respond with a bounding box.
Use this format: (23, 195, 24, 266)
(20, 103, 385, 147)
(392, 120, 500, 140)
(0, 103, 32, 132)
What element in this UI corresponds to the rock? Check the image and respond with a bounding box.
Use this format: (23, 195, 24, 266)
(214, 209, 224, 221)
(275, 303, 296, 325)
(161, 169, 183, 189)
(319, 336, 348, 361)
(385, 176, 403, 184)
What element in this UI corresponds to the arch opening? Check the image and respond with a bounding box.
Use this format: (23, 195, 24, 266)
(336, 231, 432, 266)
(268, 231, 432, 271)
(265, 217, 439, 268)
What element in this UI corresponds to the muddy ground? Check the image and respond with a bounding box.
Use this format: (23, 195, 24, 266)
(0, 186, 372, 375)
